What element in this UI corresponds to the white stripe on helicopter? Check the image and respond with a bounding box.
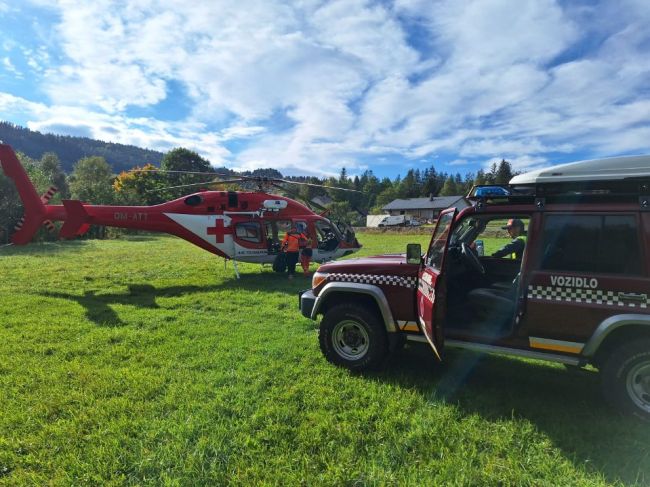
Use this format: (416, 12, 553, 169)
(164, 213, 234, 252)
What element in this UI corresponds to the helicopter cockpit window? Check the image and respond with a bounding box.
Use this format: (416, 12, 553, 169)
(315, 220, 340, 251)
(336, 221, 356, 243)
(184, 195, 203, 206)
(235, 222, 262, 243)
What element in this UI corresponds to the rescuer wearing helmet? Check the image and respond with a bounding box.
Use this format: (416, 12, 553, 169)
(492, 218, 526, 259)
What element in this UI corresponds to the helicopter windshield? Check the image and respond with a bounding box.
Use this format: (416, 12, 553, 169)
(315, 220, 342, 251)
(335, 221, 356, 244)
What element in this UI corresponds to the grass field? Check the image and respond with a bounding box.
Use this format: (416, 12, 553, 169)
(1, 233, 648, 486)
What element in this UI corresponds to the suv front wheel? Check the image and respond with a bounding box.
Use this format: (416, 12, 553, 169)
(601, 339, 650, 421)
(319, 303, 388, 371)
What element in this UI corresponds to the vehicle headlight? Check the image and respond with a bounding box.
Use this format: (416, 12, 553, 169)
(312, 271, 329, 289)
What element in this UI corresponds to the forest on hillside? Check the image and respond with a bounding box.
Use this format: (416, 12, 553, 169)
(0, 122, 164, 173)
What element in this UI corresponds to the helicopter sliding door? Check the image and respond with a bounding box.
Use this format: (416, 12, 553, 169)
(229, 217, 268, 262)
(264, 219, 311, 255)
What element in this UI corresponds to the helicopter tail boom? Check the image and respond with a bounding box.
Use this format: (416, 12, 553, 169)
(0, 144, 48, 244)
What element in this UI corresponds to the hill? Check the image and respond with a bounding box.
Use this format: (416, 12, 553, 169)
(0, 122, 164, 173)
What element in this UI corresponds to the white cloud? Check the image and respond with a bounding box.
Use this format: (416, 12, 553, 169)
(2, 57, 22, 78)
(3, 0, 650, 177)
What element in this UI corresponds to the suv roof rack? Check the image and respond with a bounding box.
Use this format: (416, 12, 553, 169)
(467, 181, 649, 205)
(510, 155, 650, 185)
(467, 155, 650, 208)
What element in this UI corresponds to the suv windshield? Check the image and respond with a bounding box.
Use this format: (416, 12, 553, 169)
(450, 216, 484, 246)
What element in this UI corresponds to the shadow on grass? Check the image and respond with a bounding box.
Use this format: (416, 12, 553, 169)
(37, 270, 310, 326)
(0, 240, 92, 255)
(40, 283, 226, 326)
(372, 344, 650, 485)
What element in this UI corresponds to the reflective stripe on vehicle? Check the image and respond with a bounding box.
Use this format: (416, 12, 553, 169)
(327, 273, 417, 289)
(396, 320, 419, 332)
(528, 285, 649, 309)
(529, 337, 585, 354)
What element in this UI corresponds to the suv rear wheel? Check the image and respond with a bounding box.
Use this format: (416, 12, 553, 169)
(319, 303, 388, 371)
(601, 339, 650, 421)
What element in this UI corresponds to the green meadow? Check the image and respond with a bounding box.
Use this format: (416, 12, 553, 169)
(0, 233, 648, 486)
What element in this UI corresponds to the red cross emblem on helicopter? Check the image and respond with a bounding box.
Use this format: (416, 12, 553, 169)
(207, 219, 233, 243)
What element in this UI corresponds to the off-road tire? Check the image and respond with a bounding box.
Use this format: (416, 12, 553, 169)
(319, 303, 388, 371)
(601, 339, 650, 421)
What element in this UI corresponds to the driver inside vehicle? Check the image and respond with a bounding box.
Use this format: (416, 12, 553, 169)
(492, 219, 526, 259)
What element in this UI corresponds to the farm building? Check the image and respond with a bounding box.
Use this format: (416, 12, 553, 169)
(382, 195, 469, 221)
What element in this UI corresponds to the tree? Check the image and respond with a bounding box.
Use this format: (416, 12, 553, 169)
(495, 159, 514, 184)
(327, 200, 361, 226)
(438, 176, 458, 196)
(398, 169, 421, 198)
(69, 156, 114, 204)
(462, 172, 475, 195)
(113, 164, 167, 205)
(486, 162, 498, 184)
(39, 152, 70, 200)
(373, 185, 399, 212)
(338, 167, 348, 185)
(160, 148, 213, 199)
(474, 169, 487, 186)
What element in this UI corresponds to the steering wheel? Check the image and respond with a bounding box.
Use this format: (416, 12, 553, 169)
(461, 242, 485, 275)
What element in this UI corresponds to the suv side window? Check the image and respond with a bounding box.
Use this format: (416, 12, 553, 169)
(540, 214, 641, 275)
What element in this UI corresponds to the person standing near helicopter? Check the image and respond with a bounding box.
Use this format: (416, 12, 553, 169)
(282, 225, 307, 279)
(300, 237, 313, 275)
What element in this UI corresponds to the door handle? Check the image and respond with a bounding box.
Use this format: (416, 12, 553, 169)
(618, 292, 648, 302)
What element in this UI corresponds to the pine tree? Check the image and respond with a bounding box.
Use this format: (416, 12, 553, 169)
(495, 159, 514, 184)
(439, 177, 458, 196)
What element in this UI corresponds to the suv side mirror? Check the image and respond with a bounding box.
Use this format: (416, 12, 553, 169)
(406, 243, 422, 265)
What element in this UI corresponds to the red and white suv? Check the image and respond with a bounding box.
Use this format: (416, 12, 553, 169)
(300, 156, 650, 420)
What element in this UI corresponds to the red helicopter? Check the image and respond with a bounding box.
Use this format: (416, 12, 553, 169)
(0, 144, 362, 275)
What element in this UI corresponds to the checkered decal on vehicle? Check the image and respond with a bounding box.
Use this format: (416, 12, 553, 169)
(327, 273, 418, 289)
(528, 285, 649, 309)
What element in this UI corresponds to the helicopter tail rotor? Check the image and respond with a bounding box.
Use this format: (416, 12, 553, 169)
(0, 144, 48, 244)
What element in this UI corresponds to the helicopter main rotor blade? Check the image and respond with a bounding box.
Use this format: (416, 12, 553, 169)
(129, 168, 361, 193)
(145, 178, 250, 193)
(128, 168, 236, 178)
(269, 182, 330, 212)
(274, 178, 362, 192)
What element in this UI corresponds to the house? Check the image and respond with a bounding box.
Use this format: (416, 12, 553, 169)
(381, 195, 469, 221)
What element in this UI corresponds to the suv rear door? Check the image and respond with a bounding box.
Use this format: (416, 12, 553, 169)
(523, 212, 649, 351)
(417, 208, 457, 359)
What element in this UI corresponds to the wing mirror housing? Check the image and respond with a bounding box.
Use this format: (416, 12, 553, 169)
(406, 243, 422, 265)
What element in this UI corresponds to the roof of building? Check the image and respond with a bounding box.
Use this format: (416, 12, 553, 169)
(382, 196, 465, 211)
(510, 155, 650, 185)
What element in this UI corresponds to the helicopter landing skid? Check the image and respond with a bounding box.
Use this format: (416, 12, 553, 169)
(224, 257, 241, 279)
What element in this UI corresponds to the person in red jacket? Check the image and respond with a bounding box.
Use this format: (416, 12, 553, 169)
(281, 226, 306, 279)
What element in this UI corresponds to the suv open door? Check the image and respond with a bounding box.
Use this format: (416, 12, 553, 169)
(417, 208, 457, 359)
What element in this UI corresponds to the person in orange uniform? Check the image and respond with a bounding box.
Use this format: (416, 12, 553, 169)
(300, 237, 313, 275)
(281, 225, 306, 279)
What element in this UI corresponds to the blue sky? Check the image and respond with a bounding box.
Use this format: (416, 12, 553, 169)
(0, 0, 649, 179)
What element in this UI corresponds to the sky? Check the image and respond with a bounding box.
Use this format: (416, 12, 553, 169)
(0, 0, 649, 179)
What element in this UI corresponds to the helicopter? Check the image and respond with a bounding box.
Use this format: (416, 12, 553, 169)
(0, 143, 362, 276)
